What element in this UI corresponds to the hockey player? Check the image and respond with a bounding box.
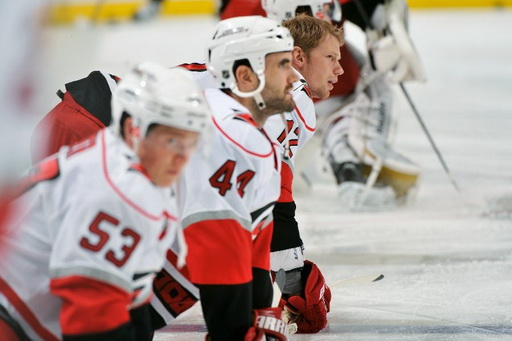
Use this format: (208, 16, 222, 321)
(216, 2, 344, 334)
(174, 16, 297, 341)
(0, 63, 211, 341)
(265, 13, 344, 333)
(319, 0, 424, 209)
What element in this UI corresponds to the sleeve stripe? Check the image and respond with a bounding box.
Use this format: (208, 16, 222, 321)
(0, 277, 59, 341)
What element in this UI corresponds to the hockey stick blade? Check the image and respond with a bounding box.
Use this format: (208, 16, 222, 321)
(331, 274, 384, 288)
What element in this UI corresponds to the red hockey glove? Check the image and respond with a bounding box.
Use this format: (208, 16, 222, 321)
(244, 307, 287, 341)
(281, 260, 331, 333)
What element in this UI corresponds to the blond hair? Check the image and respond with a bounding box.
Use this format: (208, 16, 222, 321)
(282, 13, 344, 55)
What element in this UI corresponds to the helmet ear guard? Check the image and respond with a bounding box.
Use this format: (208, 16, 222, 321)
(111, 62, 212, 150)
(206, 15, 293, 102)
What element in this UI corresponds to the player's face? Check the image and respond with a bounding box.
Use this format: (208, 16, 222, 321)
(301, 34, 343, 100)
(138, 125, 199, 187)
(261, 51, 298, 114)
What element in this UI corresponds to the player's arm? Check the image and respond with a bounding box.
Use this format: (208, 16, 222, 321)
(50, 276, 136, 341)
(149, 248, 200, 329)
(270, 176, 331, 334)
(197, 282, 253, 340)
(184, 217, 254, 340)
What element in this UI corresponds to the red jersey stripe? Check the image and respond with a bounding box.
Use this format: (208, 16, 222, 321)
(294, 104, 315, 132)
(0, 277, 59, 341)
(212, 115, 274, 158)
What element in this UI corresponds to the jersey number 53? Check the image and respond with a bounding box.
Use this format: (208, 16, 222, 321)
(80, 212, 141, 267)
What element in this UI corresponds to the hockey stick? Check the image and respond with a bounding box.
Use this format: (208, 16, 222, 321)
(331, 273, 384, 288)
(280, 272, 384, 334)
(358, 156, 383, 206)
(399, 83, 460, 193)
(351, 0, 461, 194)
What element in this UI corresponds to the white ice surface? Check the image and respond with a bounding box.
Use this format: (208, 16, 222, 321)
(40, 8, 512, 340)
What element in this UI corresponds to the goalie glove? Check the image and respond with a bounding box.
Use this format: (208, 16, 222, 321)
(244, 307, 288, 341)
(280, 260, 331, 333)
(367, 0, 426, 83)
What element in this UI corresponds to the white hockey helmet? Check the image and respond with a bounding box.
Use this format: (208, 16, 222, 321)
(111, 62, 211, 144)
(206, 15, 293, 99)
(262, 0, 342, 24)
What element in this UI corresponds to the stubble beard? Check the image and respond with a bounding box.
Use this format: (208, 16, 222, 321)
(248, 87, 295, 126)
(262, 87, 295, 114)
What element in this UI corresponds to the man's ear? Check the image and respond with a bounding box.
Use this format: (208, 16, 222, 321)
(122, 116, 134, 148)
(234, 64, 258, 92)
(292, 46, 306, 67)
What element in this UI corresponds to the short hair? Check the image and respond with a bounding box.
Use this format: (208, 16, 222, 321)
(282, 13, 344, 55)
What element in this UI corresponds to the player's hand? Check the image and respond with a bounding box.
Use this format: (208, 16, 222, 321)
(280, 260, 331, 333)
(244, 307, 288, 341)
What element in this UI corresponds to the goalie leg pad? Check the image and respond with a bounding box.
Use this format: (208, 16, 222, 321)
(363, 139, 421, 200)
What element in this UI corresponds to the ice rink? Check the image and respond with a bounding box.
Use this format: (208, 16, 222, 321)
(39, 8, 512, 340)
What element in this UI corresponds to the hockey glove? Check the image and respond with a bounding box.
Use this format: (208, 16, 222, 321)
(281, 260, 331, 333)
(244, 307, 287, 341)
(367, 0, 426, 83)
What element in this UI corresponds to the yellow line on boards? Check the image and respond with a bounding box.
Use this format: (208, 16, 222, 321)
(48, 0, 512, 25)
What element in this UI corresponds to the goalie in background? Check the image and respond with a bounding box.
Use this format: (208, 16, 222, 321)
(310, 0, 426, 210)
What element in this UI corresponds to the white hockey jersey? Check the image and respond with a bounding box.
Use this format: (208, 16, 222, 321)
(0, 128, 178, 340)
(180, 88, 281, 231)
(182, 88, 281, 280)
(264, 70, 316, 170)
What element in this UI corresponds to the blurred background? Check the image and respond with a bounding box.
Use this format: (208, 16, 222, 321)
(1, 1, 511, 339)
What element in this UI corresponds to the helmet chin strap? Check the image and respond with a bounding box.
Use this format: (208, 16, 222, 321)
(232, 73, 267, 110)
(253, 92, 266, 110)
